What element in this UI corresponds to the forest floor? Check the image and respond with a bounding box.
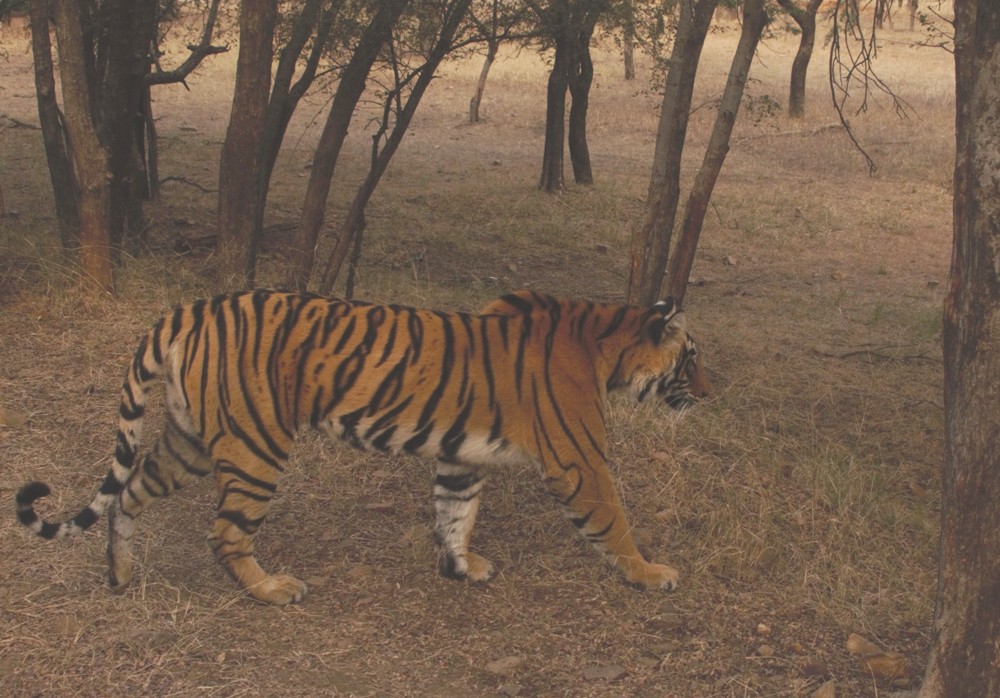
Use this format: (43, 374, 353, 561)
(0, 13, 953, 698)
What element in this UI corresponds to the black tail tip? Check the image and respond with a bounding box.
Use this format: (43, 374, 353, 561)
(16, 481, 51, 507)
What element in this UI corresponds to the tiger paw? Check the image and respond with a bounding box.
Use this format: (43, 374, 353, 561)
(108, 559, 134, 594)
(465, 552, 496, 583)
(248, 574, 308, 605)
(630, 562, 680, 591)
(438, 551, 496, 583)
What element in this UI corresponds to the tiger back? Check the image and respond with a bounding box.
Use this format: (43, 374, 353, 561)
(16, 289, 708, 605)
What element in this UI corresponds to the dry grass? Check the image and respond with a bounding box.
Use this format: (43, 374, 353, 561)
(0, 16, 950, 698)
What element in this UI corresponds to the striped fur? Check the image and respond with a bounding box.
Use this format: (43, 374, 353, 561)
(15, 289, 708, 604)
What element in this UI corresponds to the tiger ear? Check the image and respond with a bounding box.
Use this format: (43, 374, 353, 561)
(645, 297, 685, 344)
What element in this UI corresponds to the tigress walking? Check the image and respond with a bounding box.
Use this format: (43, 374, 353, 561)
(16, 289, 708, 605)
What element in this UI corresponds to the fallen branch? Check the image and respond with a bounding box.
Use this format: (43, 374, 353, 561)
(159, 176, 216, 193)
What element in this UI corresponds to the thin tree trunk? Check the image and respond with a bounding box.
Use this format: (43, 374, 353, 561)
(667, 0, 768, 303)
(777, 0, 822, 119)
(28, 0, 80, 254)
(568, 19, 597, 185)
(540, 35, 571, 192)
(623, 17, 636, 80)
(216, 0, 278, 289)
(470, 38, 498, 123)
(287, 0, 411, 292)
(626, 0, 717, 305)
(919, 2, 1000, 695)
(143, 80, 159, 202)
(252, 0, 336, 280)
(319, 0, 473, 294)
(51, 0, 114, 294)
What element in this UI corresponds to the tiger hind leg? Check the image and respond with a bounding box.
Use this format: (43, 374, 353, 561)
(108, 415, 213, 593)
(433, 462, 495, 583)
(542, 459, 679, 591)
(208, 436, 305, 605)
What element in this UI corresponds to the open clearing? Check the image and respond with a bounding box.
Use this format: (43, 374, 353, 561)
(0, 15, 951, 697)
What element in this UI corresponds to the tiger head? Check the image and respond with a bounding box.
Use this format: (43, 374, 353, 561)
(607, 298, 710, 411)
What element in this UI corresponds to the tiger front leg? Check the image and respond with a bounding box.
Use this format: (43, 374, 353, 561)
(433, 462, 495, 583)
(543, 460, 679, 591)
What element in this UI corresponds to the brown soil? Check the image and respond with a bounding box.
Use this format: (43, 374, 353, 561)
(0, 16, 951, 698)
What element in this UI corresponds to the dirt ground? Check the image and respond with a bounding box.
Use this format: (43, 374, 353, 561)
(0, 13, 952, 698)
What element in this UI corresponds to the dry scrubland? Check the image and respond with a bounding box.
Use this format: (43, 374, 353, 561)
(0, 16, 953, 698)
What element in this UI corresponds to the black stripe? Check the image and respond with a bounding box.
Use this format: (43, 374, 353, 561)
(499, 292, 534, 314)
(596, 306, 630, 340)
(403, 422, 435, 454)
(435, 471, 482, 493)
(99, 469, 124, 495)
(333, 316, 357, 354)
(415, 313, 455, 429)
(378, 316, 399, 366)
(441, 391, 475, 461)
(223, 411, 285, 471)
(216, 509, 265, 534)
(370, 425, 397, 451)
(585, 517, 615, 542)
(407, 311, 424, 364)
(513, 315, 532, 401)
(367, 355, 410, 415)
(216, 462, 278, 493)
(115, 431, 136, 468)
(480, 318, 497, 407)
(73, 507, 98, 530)
(570, 509, 594, 529)
(364, 394, 415, 439)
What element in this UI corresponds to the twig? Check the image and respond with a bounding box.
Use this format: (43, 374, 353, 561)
(159, 176, 216, 193)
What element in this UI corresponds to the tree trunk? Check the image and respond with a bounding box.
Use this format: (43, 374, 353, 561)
(318, 0, 473, 294)
(253, 0, 335, 261)
(470, 38, 499, 123)
(51, 0, 114, 294)
(777, 0, 822, 119)
(100, 0, 157, 257)
(540, 35, 571, 192)
(28, 0, 80, 254)
(626, 0, 718, 305)
(623, 13, 636, 81)
(918, 2, 1000, 695)
(216, 0, 278, 289)
(568, 19, 597, 185)
(666, 0, 768, 303)
(286, 0, 410, 291)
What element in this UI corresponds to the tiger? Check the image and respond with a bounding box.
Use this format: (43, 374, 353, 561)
(16, 289, 709, 605)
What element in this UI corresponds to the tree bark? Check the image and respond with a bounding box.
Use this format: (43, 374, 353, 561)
(626, 0, 717, 305)
(286, 0, 411, 291)
(919, 1, 1000, 695)
(51, 0, 114, 294)
(470, 38, 499, 123)
(28, 0, 80, 254)
(540, 33, 571, 192)
(667, 0, 768, 302)
(216, 0, 278, 289)
(568, 18, 597, 185)
(777, 0, 822, 119)
(100, 0, 156, 257)
(623, 7, 636, 81)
